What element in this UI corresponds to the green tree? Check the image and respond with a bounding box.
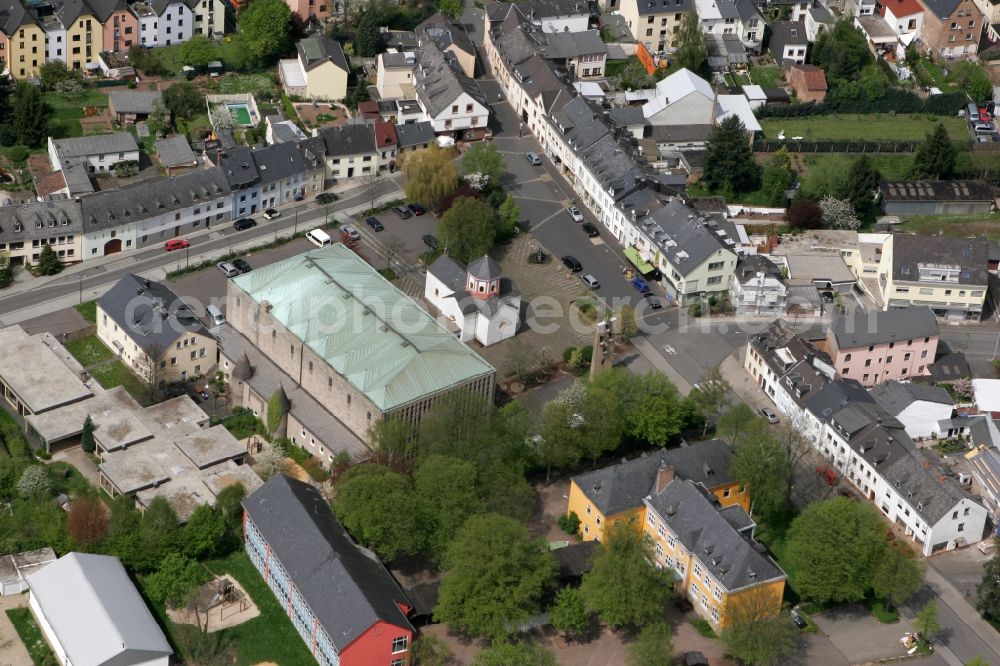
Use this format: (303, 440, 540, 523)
(842, 154, 880, 219)
(163, 81, 204, 121)
(691, 366, 730, 436)
(145, 553, 205, 608)
(760, 148, 794, 206)
(354, 8, 381, 57)
(785, 498, 887, 604)
(810, 20, 872, 80)
(35, 243, 62, 276)
(404, 146, 458, 207)
(181, 504, 225, 560)
(213, 482, 246, 553)
(348, 81, 370, 110)
(579, 384, 626, 465)
(976, 540, 1000, 620)
(631, 373, 684, 446)
(437, 0, 463, 19)
(616, 57, 655, 90)
(951, 61, 992, 103)
(438, 197, 496, 262)
(17, 466, 49, 499)
(538, 399, 583, 483)
(411, 634, 455, 666)
(134, 497, 180, 572)
(911, 123, 956, 180)
(674, 11, 707, 74)
(715, 404, 763, 449)
(703, 116, 760, 196)
(497, 196, 520, 239)
(581, 520, 671, 628)
(462, 142, 506, 188)
(473, 643, 556, 666)
(238, 0, 293, 62)
(180, 34, 219, 68)
(627, 621, 674, 666)
(914, 599, 940, 648)
(39, 61, 81, 90)
(368, 416, 415, 467)
(80, 415, 95, 454)
(619, 304, 638, 340)
(435, 513, 556, 639)
(550, 587, 590, 638)
(12, 82, 50, 148)
(721, 587, 797, 666)
(730, 424, 789, 520)
(333, 464, 423, 560)
(872, 545, 924, 608)
(414, 455, 484, 559)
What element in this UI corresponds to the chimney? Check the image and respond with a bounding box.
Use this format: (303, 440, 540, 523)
(655, 462, 675, 494)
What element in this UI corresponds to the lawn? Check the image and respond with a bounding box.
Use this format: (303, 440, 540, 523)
(749, 65, 783, 89)
(138, 551, 316, 665)
(897, 211, 1000, 237)
(44, 90, 110, 139)
(64, 334, 115, 367)
(758, 115, 969, 142)
(87, 360, 149, 403)
(74, 300, 97, 324)
(7, 608, 56, 665)
(215, 73, 279, 97)
(800, 153, 915, 180)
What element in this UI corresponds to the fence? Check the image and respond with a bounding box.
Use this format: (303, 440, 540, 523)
(752, 138, 971, 154)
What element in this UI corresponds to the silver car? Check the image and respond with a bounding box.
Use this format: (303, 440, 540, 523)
(217, 261, 240, 278)
(759, 407, 779, 424)
(581, 274, 600, 289)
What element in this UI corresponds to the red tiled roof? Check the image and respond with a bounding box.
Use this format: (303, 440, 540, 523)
(357, 100, 381, 119)
(374, 121, 398, 147)
(884, 0, 923, 17)
(791, 64, 828, 91)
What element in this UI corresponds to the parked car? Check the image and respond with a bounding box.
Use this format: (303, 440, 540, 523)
(394, 206, 412, 219)
(422, 234, 439, 250)
(581, 222, 599, 237)
(316, 192, 338, 205)
(294, 193, 305, 202)
(217, 262, 240, 278)
(341, 224, 362, 242)
(681, 653, 709, 666)
(365, 216, 384, 231)
(407, 203, 426, 216)
(562, 255, 582, 272)
(632, 276, 650, 293)
(644, 294, 663, 309)
(581, 274, 600, 289)
(974, 122, 994, 134)
(263, 208, 281, 220)
(233, 218, 257, 231)
(525, 152, 542, 166)
(232, 258, 252, 273)
(759, 407, 779, 424)
(164, 238, 190, 251)
(567, 206, 584, 222)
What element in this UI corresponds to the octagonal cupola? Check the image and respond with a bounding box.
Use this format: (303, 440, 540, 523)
(465, 255, 501, 299)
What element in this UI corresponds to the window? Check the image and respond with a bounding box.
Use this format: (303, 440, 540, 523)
(844, 353, 852, 361)
(693, 562, 702, 577)
(708, 261, 724, 271)
(667, 534, 675, 548)
(886, 355, 893, 363)
(865, 359, 872, 367)
(391, 636, 408, 654)
(964, 507, 970, 516)
(707, 276, 722, 285)
(920, 287, 934, 295)
(958, 523, 965, 532)
(863, 373, 870, 382)
(711, 607, 720, 622)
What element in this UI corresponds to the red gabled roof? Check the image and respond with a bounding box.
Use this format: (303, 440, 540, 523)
(791, 64, 828, 92)
(883, 0, 923, 18)
(374, 121, 398, 147)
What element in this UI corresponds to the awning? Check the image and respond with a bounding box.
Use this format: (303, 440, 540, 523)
(625, 247, 655, 274)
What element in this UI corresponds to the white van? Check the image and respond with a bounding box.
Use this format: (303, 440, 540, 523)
(206, 304, 226, 327)
(306, 228, 332, 247)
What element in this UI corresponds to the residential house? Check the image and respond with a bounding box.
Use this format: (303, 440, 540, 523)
(39, 0, 102, 70)
(155, 135, 198, 174)
(696, 0, 763, 54)
(146, 0, 194, 47)
(618, 0, 696, 52)
(217, 146, 261, 217)
(191, 0, 227, 37)
(745, 320, 834, 422)
(882, 0, 925, 36)
(413, 40, 489, 136)
(280, 34, 349, 102)
(416, 13, 477, 77)
(283, 0, 332, 24)
(395, 121, 435, 153)
(734, 0, 765, 52)
(424, 254, 522, 346)
(543, 30, 608, 78)
(254, 142, 308, 210)
(730, 254, 788, 315)
(0, 200, 82, 268)
(5, 5, 46, 79)
(642, 68, 715, 124)
(374, 121, 398, 171)
(567, 439, 747, 542)
(880, 180, 996, 215)
(826, 307, 939, 386)
(27, 553, 172, 666)
(89, 0, 137, 53)
(870, 380, 954, 439)
(81, 167, 232, 257)
(48, 132, 140, 175)
(643, 475, 786, 630)
(296, 136, 327, 196)
(108, 90, 164, 124)
(223, 244, 497, 443)
(487, 0, 590, 33)
(320, 124, 378, 179)
(966, 445, 1000, 526)
(377, 51, 416, 99)
(918, 0, 983, 57)
(768, 20, 808, 64)
(97, 273, 217, 382)
(787, 64, 827, 102)
(243, 475, 415, 666)
(804, 3, 835, 41)
(878, 233, 989, 320)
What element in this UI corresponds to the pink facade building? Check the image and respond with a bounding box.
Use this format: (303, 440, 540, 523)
(91, 0, 138, 54)
(284, 0, 332, 24)
(826, 307, 939, 387)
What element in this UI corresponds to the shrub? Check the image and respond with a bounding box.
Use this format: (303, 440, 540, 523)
(691, 617, 717, 638)
(558, 511, 581, 535)
(562, 347, 577, 364)
(7, 145, 29, 163)
(870, 599, 900, 624)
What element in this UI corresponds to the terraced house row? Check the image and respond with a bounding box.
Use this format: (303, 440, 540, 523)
(0, 0, 229, 79)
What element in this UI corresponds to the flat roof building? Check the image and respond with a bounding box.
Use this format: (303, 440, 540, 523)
(0, 326, 93, 417)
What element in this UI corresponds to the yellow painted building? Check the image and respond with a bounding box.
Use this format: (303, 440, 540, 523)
(643, 473, 786, 630)
(7, 17, 45, 80)
(566, 439, 748, 542)
(62, 12, 102, 72)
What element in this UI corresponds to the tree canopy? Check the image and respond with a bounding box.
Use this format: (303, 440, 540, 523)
(550, 587, 590, 638)
(333, 464, 424, 560)
(12, 83, 50, 148)
(721, 587, 798, 666)
(435, 513, 556, 639)
(760, 148, 794, 207)
(911, 123, 956, 180)
(354, 8, 382, 57)
(462, 142, 506, 188)
(627, 621, 674, 666)
(145, 553, 205, 608)
(976, 539, 1000, 621)
(810, 20, 873, 81)
(788, 199, 823, 230)
(703, 116, 760, 196)
(438, 196, 496, 262)
(180, 34, 219, 68)
(413, 454, 484, 559)
(674, 12, 707, 75)
(163, 81, 205, 120)
(404, 146, 458, 206)
(238, 0, 293, 62)
(842, 154, 880, 220)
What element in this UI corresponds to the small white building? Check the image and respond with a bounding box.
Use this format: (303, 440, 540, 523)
(155, 0, 194, 46)
(870, 380, 955, 440)
(48, 133, 140, 176)
(0, 548, 56, 596)
(27, 552, 173, 666)
(425, 255, 521, 346)
(730, 254, 787, 315)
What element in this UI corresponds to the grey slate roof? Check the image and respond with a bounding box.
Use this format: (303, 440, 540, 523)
(804, 378, 873, 421)
(927, 352, 971, 382)
(642, 201, 735, 276)
(0, 199, 82, 244)
(296, 34, 350, 73)
(80, 167, 231, 232)
(882, 449, 973, 524)
(467, 255, 501, 280)
(649, 124, 714, 143)
(608, 106, 645, 128)
(733, 0, 761, 23)
(413, 40, 487, 118)
(52, 132, 139, 160)
(252, 142, 306, 184)
(98, 274, 209, 355)
(243, 475, 414, 651)
(86, 0, 128, 21)
(545, 30, 608, 59)
(523, 0, 590, 17)
(427, 254, 520, 318)
(108, 90, 163, 115)
(870, 381, 954, 415)
(633, 0, 695, 15)
(891, 234, 990, 287)
(734, 254, 781, 284)
(155, 135, 197, 168)
(218, 147, 260, 188)
(921, 0, 962, 19)
(647, 479, 785, 591)
(571, 440, 737, 516)
(417, 13, 476, 57)
(768, 21, 808, 62)
(395, 121, 436, 148)
(830, 306, 939, 349)
(808, 4, 834, 22)
(320, 124, 377, 157)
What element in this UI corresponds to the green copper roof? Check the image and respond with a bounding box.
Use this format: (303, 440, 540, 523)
(232, 245, 496, 412)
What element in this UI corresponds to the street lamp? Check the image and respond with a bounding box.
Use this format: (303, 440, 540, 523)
(78, 273, 83, 304)
(294, 207, 299, 236)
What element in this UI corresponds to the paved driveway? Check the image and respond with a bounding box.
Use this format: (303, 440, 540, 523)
(0, 593, 32, 666)
(51, 445, 100, 487)
(811, 604, 914, 663)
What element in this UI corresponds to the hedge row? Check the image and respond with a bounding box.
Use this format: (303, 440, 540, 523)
(758, 88, 967, 118)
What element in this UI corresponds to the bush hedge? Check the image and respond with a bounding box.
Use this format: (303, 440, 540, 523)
(758, 88, 966, 118)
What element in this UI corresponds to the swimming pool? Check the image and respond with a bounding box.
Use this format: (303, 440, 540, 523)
(226, 103, 253, 127)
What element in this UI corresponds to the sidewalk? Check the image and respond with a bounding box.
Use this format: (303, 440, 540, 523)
(924, 561, 1000, 657)
(0, 593, 32, 666)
